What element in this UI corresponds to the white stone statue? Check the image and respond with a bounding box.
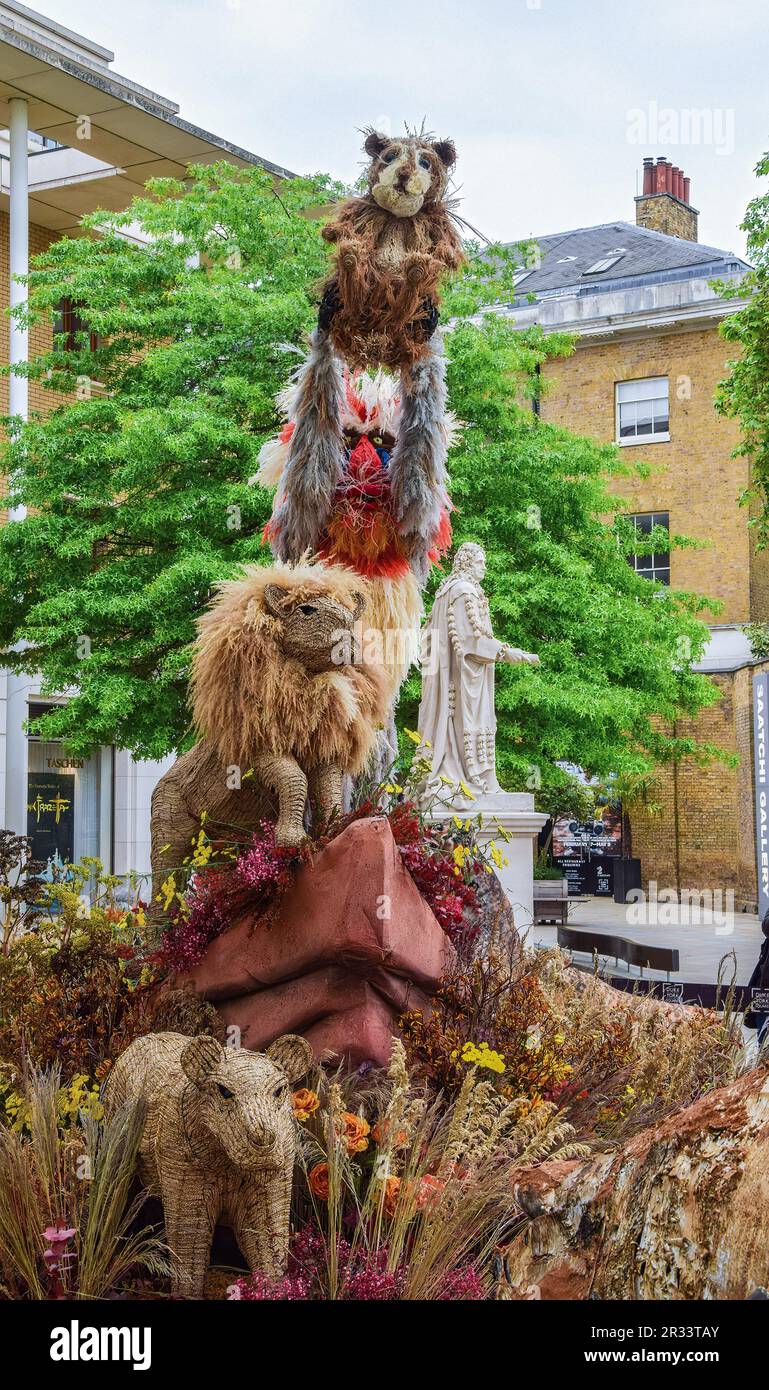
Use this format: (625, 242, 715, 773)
(417, 542, 547, 925)
(417, 542, 539, 806)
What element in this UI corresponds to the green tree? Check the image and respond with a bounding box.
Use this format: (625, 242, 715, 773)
(715, 148, 769, 539)
(1, 167, 719, 800)
(400, 303, 721, 802)
(0, 162, 339, 758)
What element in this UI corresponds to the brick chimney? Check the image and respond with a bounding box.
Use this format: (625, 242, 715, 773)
(635, 157, 699, 241)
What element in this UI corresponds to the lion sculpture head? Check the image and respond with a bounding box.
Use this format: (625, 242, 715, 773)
(191, 559, 388, 773)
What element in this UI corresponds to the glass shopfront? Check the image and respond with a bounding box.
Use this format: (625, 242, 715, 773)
(26, 704, 105, 877)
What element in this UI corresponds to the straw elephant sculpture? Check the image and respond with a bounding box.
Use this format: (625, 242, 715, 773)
(149, 559, 389, 904)
(104, 1030, 312, 1298)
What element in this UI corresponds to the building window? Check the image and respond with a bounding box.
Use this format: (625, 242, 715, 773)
(583, 247, 626, 275)
(53, 298, 99, 353)
(616, 376, 669, 444)
(627, 511, 670, 586)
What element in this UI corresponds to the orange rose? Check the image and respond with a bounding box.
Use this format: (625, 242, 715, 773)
(337, 1110, 370, 1154)
(292, 1088, 320, 1123)
(371, 1119, 408, 1149)
(308, 1162, 330, 1201)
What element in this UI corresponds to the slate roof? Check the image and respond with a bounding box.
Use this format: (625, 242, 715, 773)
(501, 221, 749, 304)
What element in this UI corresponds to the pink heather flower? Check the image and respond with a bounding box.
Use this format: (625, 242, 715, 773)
(343, 1268, 403, 1300)
(436, 1266, 486, 1300)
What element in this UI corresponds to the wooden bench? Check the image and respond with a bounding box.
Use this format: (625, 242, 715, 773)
(557, 925, 680, 978)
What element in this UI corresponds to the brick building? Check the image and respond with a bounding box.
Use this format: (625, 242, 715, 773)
(497, 157, 766, 908)
(0, 2, 289, 880)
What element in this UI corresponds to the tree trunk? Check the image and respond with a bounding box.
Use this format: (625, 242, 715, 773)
(499, 1063, 769, 1300)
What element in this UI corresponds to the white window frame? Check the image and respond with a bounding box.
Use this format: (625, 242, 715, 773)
(615, 376, 670, 445)
(627, 511, 671, 586)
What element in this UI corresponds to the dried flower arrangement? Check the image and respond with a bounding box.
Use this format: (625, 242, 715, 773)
(0, 1066, 168, 1300)
(230, 1038, 587, 1302)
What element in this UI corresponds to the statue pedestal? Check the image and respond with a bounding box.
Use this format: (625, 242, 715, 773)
(175, 817, 455, 1068)
(426, 792, 548, 932)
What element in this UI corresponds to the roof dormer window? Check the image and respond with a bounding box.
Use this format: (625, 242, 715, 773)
(583, 248, 626, 275)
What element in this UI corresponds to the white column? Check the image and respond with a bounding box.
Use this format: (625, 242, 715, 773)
(8, 97, 29, 441)
(426, 791, 548, 933)
(98, 747, 113, 871)
(4, 99, 29, 834)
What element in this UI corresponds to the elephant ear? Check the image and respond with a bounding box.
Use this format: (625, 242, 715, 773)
(267, 1033, 313, 1083)
(263, 583, 290, 618)
(181, 1035, 225, 1087)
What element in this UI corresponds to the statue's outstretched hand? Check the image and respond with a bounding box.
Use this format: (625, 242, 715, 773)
(503, 646, 540, 666)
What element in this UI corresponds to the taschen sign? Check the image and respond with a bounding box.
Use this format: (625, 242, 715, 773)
(753, 672, 769, 920)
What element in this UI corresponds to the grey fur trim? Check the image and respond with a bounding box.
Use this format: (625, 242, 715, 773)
(388, 333, 450, 583)
(270, 328, 345, 562)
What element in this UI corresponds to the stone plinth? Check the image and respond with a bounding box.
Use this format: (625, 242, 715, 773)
(426, 792, 547, 931)
(177, 816, 455, 1068)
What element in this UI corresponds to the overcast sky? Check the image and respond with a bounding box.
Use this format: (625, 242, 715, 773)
(39, 0, 769, 256)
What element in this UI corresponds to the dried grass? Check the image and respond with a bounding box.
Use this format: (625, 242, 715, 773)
(293, 1038, 590, 1300)
(0, 1065, 169, 1299)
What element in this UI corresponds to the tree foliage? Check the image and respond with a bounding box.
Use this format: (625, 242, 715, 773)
(0, 163, 338, 757)
(715, 148, 769, 539)
(400, 310, 721, 798)
(0, 164, 719, 796)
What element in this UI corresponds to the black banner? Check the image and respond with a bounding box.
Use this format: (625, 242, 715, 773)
(26, 772, 75, 871)
(1, 1296, 763, 1377)
(554, 853, 616, 896)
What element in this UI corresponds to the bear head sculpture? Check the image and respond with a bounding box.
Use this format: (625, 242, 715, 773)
(363, 128, 457, 219)
(180, 1032, 312, 1170)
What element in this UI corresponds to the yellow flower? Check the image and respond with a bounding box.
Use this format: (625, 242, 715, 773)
(158, 874, 177, 911)
(404, 729, 422, 745)
(459, 1040, 506, 1074)
(453, 844, 469, 869)
(191, 830, 213, 869)
(458, 781, 475, 801)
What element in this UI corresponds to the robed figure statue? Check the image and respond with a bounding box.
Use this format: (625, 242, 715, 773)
(417, 542, 539, 807)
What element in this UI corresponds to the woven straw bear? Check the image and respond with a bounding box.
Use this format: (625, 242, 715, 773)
(104, 1030, 312, 1298)
(319, 128, 465, 371)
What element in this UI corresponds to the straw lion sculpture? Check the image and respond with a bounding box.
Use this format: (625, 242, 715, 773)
(150, 560, 389, 901)
(104, 1030, 312, 1297)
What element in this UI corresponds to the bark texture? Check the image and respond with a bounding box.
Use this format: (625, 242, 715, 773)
(500, 1063, 769, 1301)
